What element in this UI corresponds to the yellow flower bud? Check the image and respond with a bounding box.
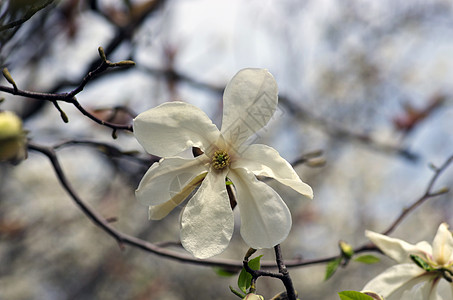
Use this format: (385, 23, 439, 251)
(0, 111, 27, 163)
(339, 240, 354, 259)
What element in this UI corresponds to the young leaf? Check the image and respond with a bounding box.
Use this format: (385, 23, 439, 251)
(229, 285, 245, 298)
(338, 291, 375, 300)
(354, 255, 380, 264)
(325, 257, 342, 280)
(212, 266, 237, 277)
(237, 255, 263, 294)
(410, 254, 432, 271)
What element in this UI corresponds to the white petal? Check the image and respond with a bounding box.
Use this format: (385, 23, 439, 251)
(149, 201, 181, 220)
(232, 144, 313, 198)
(229, 168, 292, 249)
(133, 102, 220, 157)
(180, 169, 234, 259)
(432, 223, 453, 266)
(221, 69, 278, 148)
(363, 264, 432, 300)
(136, 156, 209, 207)
(148, 171, 207, 220)
(366, 230, 431, 263)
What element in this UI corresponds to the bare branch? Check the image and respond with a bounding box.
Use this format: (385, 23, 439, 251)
(274, 245, 297, 300)
(382, 155, 453, 236)
(0, 49, 134, 132)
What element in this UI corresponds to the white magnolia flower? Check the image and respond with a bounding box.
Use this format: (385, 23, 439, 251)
(363, 223, 453, 300)
(133, 68, 313, 259)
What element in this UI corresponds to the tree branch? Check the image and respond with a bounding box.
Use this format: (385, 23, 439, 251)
(274, 245, 297, 300)
(382, 155, 453, 236)
(0, 48, 134, 133)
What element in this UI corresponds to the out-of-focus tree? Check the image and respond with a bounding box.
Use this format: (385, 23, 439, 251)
(1, 1, 453, 299)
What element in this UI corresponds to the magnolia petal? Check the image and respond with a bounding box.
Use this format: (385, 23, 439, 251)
(399, 277, 441, 300)
(133, 102, 220, 157)
(221, 69, 278, 148)
(414, 241, 434, 256)
(232, 144, 313, 198)
(136, 156, 209, 207)
(180, 169, 234, 259)
(149, 201, 180, 220)
(432, 223, 453, 266)
(229, 168, 292, 249)
(148, 172, 207, 220)
(362, 264, 432, 300)
(366, 230, 431, 263)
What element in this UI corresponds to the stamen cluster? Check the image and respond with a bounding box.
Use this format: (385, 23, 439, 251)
(212, 149, 230, 170)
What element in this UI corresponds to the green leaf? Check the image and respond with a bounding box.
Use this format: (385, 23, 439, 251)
(325, 257, 341, 280)
(237, 255, 263, 294)
(212, 267, 237, 277)
(338, 291, 375, 300)
(354, 255, 380, 264)
(410, 254, 432, 271)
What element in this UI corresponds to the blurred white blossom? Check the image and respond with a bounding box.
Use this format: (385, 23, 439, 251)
(363, 223, 453, 300)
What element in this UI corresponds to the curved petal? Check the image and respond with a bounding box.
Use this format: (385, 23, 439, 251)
(221, 69, 278, 148)
(229, 168, 292, 249)
(136, 156, 209, 207)
(148, 172, 207, 220)
(362, 264, 432, 300)
(366, 230, 431, 263)
(232, 144, 313, 198)
(133, 102, 220, 157)
(432, 223, 453, 266)
(180, 169, 234, 259)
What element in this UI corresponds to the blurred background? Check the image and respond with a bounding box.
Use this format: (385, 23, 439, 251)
(1, 0, 453, 299)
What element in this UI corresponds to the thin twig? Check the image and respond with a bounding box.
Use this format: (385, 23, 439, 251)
(242, 255, 283, 279)
(0, 49, 134, 132)
(382, 155, 453, 236)
(0, 84, 132, 131)
(53, 139, 154, 165)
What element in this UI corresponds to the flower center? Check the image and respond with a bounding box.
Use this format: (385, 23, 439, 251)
(212, 149, 230, 170)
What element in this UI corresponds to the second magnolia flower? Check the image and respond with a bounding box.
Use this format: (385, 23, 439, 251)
(133, 68, 313, 259)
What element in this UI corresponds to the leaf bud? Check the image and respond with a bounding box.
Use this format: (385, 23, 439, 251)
(339, 240, 354, 259)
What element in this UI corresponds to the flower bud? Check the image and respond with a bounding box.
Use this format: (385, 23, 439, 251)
(339, 240, 354, 259)
(0, 111, 27, 163)
(243, 293, 264, 300)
